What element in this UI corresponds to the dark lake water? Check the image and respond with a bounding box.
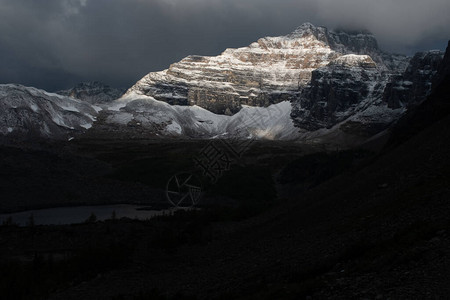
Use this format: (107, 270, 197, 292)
(0, 204, 178, 226)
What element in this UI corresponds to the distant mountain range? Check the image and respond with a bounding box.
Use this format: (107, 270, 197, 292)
(56, 81, 126, 104)
(0, 23, 447, 146)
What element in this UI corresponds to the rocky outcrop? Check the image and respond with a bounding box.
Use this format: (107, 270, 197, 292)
(126, 23, 408, 115)
(290, 38, 442, 136)
(0, 84, 98, 139)
(383, 51, 444, 108)
(57, 81, 125, 104)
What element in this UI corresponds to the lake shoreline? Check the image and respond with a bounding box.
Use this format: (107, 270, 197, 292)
(0, 203, 183, 226)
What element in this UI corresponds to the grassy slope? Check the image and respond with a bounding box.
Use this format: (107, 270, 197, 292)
(42, 110, 450, 299)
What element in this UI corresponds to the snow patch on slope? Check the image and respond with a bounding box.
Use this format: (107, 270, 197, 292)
(0, 84, 99, 138)
(105, 94, 301, 140)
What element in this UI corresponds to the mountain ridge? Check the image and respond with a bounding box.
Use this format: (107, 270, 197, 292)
(125, 23, 407, 116)
(0, 24, 446, 145)
(0, 84, 99, 139)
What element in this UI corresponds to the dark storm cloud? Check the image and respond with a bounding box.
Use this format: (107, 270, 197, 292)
(0, 0, 449, 91)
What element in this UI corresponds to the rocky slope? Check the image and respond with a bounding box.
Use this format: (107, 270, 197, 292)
(43, 72, 450, 299)
(57, 81, 125, 104)
(387, 41, 450, 146)
(0, 84, 99, 139)
(125, 23, 408, 116)
(383, 50, 444, 109)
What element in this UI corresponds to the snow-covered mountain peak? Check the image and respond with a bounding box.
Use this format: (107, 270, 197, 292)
(288, 22, 328, 39)
(293, 22, 317, 31)
(125, 24, 349, 115)
(125, 22, 408, 117)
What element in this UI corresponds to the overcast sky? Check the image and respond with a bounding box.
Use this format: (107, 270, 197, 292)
(0, 0, 449, 91)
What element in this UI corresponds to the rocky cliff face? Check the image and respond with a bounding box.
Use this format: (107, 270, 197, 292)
(292, 54, 386, 130)
(383, 51, 444, 109)
(0, 84, 98, 139)
(57, 82, 125, 104)
(126, 23, 408, 115)
(289, 32, 442, 135)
